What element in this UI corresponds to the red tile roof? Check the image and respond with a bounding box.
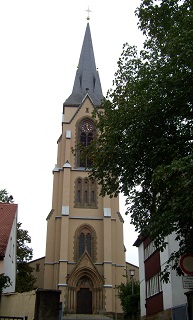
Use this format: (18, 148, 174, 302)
(0, 203, 18, 258)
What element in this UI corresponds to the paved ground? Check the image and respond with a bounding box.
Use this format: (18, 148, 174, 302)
(63, 314, 113, 320)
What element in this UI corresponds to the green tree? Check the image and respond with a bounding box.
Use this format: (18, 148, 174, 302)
(0, 189, 13, 203)
(0, 274, 12, 295)
(119, 281, 140, 319)
(16, 222, 36, 292)
(87, 0, 193, 281)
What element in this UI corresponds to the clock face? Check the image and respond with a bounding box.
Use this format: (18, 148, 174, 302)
(81, 120, 93, 132)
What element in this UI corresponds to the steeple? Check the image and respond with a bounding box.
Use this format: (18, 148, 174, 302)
(64, 23, 103, 106)
(44, 16, 126, 317)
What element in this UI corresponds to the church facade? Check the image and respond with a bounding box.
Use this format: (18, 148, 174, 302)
(44, 22, 126, 316)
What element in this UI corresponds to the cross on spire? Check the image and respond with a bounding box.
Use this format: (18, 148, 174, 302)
(85, 6, 92, 20)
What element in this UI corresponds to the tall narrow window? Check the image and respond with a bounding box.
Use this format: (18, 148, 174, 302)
(77, 190, 81, 203)
(84, 178, 89, 206)
(90, 180, 96, 206)
(80, 132, 87, 167)
(84, 191, 88, 203)
(86, 233, 91, 256)
(79, 233, 85, 258)
(77, 178, 82, 204)
(91, 191, 95, 203)
(77, 119, 95, 168)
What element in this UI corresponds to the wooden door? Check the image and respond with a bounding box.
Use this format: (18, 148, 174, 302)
(76, 288, 92, 314)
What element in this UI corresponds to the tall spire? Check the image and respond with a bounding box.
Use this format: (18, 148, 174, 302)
(64, 23, 103, 106)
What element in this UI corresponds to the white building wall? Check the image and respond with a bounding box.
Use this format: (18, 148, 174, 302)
(2, 210, 17, 293)
(160, 233, 188, 309)
(138, 242, 146, 317)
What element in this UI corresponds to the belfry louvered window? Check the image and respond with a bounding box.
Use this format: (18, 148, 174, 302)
(75, 177, 97, 208)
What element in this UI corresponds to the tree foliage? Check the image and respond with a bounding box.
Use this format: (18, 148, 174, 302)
(0, 189, 13, 203)
(119, 281, 140, 318)
(16, 222, 36, 292)
(0, 274, 12, 295)
(86, 0, 193, 281)
(16, 222, 33, 264)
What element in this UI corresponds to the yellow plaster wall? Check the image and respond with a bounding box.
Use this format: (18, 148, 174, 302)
(29, 257, 45, 289)
(0, 290, 36, 320)
(126, 262, 139, 282)
(44, 97, 126, 315)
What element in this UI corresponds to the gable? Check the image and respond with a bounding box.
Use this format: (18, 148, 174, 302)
(68, 251, 104, 288)
(63, 95, 96, 124)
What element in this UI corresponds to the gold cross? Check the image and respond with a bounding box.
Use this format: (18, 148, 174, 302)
(85, 6, 92, 20)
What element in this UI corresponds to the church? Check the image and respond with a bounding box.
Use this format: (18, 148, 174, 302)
(42, 19, 127, 317)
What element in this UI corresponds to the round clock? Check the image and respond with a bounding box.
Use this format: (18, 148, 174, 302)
(82, 120, 93, 132)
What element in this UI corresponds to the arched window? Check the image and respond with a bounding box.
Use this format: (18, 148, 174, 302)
(78, 231, 91, 259)
(79, 233, 85, 258)
(77, 119, 95, 168)
(75, 225, 97, 261)
(74, 177, 97, 208)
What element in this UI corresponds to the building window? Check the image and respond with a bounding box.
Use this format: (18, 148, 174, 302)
(74, 224, 97, 262)
(36, 263, 40, 272)
(144, 241, 157, 260)
(76, 178, 82, 205)
(79, 233, 85, 258)
(86, 233, 91, 256)
(146, 273, 162, 298)
(76, 119, 95, 168)
(74, 177, 97, 208)
(78, 231, 92, 259)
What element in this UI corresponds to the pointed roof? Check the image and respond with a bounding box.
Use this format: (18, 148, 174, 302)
(0, 203, 18, 258)
(64, 23, 103, 106)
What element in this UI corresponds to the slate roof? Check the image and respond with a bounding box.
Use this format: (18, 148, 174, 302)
(64, 23, 103, 107)
(0, 203, 17, 258)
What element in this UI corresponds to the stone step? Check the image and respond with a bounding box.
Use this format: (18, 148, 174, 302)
(63, 314, 113, 320)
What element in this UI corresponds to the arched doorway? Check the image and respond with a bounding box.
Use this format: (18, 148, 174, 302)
(76, 276, 93, 314)
(67, 252, 104, 314)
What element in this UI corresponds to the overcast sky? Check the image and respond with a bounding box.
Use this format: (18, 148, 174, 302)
(0, 1, 144, 266)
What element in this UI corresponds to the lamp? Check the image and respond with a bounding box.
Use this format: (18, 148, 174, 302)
(130, 269, 135, 278)
(129, 269, 135, 295)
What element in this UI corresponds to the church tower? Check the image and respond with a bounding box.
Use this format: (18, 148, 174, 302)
(44, 21, 126, 317)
